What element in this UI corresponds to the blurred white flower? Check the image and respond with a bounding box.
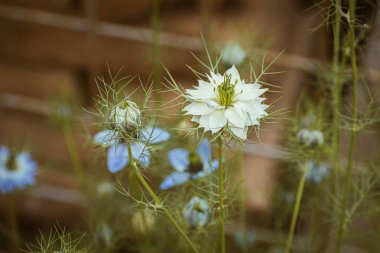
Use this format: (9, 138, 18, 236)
(96, 181, 114, 196)
(221, 42, 247, 66)
(109, 99, 141, 132)
(297, 128, 324, 147)
(183, 65, 268, 140)
(132, 210, 156, 234)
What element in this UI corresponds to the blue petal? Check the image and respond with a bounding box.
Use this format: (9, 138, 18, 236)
(159, 172, 190, 190)
(107, 144, 129, 173)
(0, 146, 10, 165)
(139, 127, 171, 144)
(94, 130, 118, 146)
(197, 139, 211, 163)
(192, 160, 219, 179)
(131, 142, 151, 168)
(168, 148, 189, 172)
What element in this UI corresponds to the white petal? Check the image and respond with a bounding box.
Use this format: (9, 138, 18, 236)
(186, 86, 216, 101)
(183, 102, 214, 116)
(198, 80, 214, 89)
(191, 115, 201, 123)
(225, 107, 246, 129)
(199, 114, 211, 132)
(229, 126, 248, 140)
(208, 72, 223, 85)
(235, 85, 267, 101)
(208, 110, 227, 133)
(225, 65, 241, 84)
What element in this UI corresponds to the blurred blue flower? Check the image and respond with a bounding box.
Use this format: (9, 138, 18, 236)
(0, 146, 37, 193)
(159, 139, 218, 190)
(94, 127, 170, 173)
(305, 161, 329, 184)
(98, 224, 113, 247)
(183, 196, 209, 228)
(221, 41, 247, 66)
(297, 128, 324, 147)
(234, 230, 256, 248)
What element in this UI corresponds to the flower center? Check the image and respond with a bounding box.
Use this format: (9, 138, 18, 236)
(217, 74, 236, 107)
(119, 100, 129, 109)
(5, 154, 17, 171)
(187, 152, 203, 174)
(192, 202, 206, 213)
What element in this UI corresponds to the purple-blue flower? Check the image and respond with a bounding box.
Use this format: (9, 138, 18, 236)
(94, 127, 170, 173)
(305, 161, 329, 184)
(160, 140, 218, 190)
(0, 146, 37, 193)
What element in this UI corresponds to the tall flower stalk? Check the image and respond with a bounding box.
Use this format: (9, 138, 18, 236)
(63, 125, 84, 184)
(218, 137, 226, 253)
(125, 142, 200, 253)
(335, 0, 359, 252)
(7, 193, 20, 252)
(331, 0, 343, 195)
(284, 166, 307, 253)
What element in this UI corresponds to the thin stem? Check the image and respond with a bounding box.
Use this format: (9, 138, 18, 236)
(151, 0, 163, 103)
(7, 193, 20, 252)
(125, 142, 199, 253)
(331, 0, 342, 194)
(62, 125, 84, 184)
(284, 169, 306, 253)
(334, 0, 358, 252)
(218, 137, 226, 253)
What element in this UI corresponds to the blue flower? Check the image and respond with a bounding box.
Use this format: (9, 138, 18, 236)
(159, 140, 218, 190)
(98, 224, 113, 247)
(183, 196, 209, 228)
(0, 146, 37, 193)
(305, 161, 329, 184)
(94, 127, 170, 173)
(234, 230, 256, 248)
(297, 128, 324, 147)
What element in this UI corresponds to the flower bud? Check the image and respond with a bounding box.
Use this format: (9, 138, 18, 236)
(109, 99, 141, 132)
(183, 196, 209, 228)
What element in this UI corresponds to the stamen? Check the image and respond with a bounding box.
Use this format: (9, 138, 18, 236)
(217, 74, 236, 107)
(5, 153, 17, 171)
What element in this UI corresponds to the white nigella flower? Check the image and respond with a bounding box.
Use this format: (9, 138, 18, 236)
(109, 99, 141, 132)
(183, 65, 268, 140)
(96, 181, 114, 196)
(221, 41, 247, 67)
(297, 128, 324, 147)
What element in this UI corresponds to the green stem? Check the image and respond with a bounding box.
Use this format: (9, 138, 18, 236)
(7, 193, 20, 252)
(151, 0, 163, 103)
(125, 142, 199, 253)
(218, 137, 226, 253)
(331, 0, 342, 195)
(284, 169, 306, 253)
(334, 0, 358, 252)
(62, 125, 84, 184)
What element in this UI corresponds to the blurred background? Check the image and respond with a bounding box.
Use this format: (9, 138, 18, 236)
(0, 0, 380, 251)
